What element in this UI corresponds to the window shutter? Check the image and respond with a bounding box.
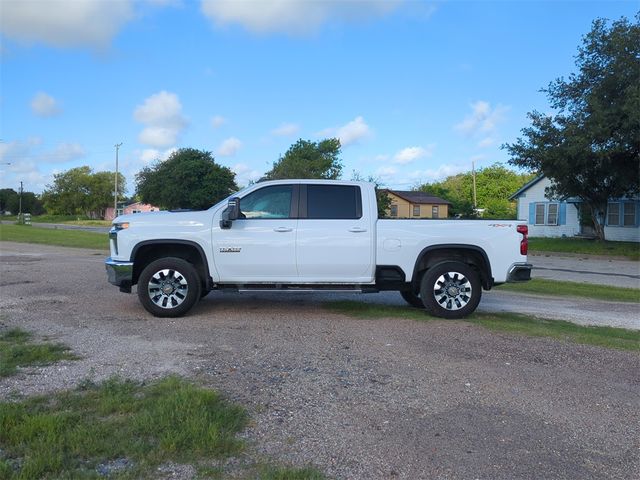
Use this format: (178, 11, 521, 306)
(559, 203, 567, 225)
(528, 203, 535, 224)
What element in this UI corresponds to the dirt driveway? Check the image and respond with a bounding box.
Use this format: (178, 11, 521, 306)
(1, 242, 639, 480)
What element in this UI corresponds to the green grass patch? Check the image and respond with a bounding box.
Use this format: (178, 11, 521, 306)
(0, 328, 77, 377)
(324, 300, 640, 352)
(0, 376, 248, 479)
(529, 237, 640, 260)
(496, 278, 640, 303)
(0, 223, 108, 250)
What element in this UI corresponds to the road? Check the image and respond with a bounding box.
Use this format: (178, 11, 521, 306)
(0, 241, 638, 480)
(530, 253, 640, 289)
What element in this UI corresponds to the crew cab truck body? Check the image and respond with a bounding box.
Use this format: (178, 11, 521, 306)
(106, 180, 531, 318)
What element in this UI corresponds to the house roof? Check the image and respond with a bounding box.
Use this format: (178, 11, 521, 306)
(508, 174, 545, 200)
(384, 190, 451, 205)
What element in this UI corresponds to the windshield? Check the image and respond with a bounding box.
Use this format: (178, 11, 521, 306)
(208, 184, 255, 211)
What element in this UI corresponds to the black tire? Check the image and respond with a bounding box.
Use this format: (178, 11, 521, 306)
(137, 257, 201, 317)
(419, 261, 481, 319)
(400, 290, 424, 308)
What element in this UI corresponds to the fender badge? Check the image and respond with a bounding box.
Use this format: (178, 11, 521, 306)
(219, 247, 241, 253)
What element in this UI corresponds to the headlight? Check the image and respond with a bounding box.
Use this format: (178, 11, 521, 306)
(112, 222, 130, 231)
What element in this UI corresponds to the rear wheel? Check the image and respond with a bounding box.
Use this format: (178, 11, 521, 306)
(400, 290, 424, 308)
(420, 261, 481, 319)
(137, 257, 201, 317)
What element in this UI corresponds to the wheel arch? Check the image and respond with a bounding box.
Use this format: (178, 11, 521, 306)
(411, 244, 493, 291)
(130, 240, 211, 289)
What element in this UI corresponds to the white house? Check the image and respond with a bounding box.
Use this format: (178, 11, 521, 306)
(509, 175, 639, 242)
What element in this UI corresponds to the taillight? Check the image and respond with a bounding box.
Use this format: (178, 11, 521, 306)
(517, 224, 528, 255)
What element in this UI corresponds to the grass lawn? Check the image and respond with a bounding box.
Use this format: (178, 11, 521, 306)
(3, 214, 111, 226)
(324, 301, 640, 352)
(0, 329, 324, 479)
(529, 237, 640, 260)
(0, 224, 108, 250)
(0, 328, 78, 378)
(496, 278, 640, 303)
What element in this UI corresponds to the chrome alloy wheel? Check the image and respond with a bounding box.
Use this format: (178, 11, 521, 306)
(147, 268, 189, 309)
(432, 271, 472, 311)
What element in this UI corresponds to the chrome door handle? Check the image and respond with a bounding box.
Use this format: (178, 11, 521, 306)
(274, 227, 293, 232)
(348, 227, 367, 233)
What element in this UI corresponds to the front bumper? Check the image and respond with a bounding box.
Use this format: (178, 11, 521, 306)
(105, 257, 134, 292)
(507, 263, 533, 282)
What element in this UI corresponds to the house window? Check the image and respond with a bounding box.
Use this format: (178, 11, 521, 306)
(390, 204, 398, 217)
(534, 203, 560, 226)
(547, 203, 558, 225)
(413, 205, 420, 217)
(432, 206, 439, 219)
(535, 204, 546, 225)
(607, 202, 620, 226)
(623, 202, 636, 226)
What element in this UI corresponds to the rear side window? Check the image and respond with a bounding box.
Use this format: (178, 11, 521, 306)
(307, 185, 362, 219)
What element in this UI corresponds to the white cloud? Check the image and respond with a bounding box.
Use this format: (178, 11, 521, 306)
(455, 101, 509, 137)
(271, 123, 300, 137)
(0, 0, 134, 49)
(375, 166, 397, 181)
(201, 0, 402, 35)
(232, 163, 262, 186)
(393, 145, 434, 165)
(138, 147, 176, 165)
(319, 116, 371, 147)
(48, 143, 86, 163)
(408, 164, 467, 183)
(31, 92, 62, 117)
(477, 137, 495, 148)
(217, 137, 242, 157)
(134, 91, 187, 148)
(211, 115, 227, 128)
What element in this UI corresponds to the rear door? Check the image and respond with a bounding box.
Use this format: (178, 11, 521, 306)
(296, 184, 374, 282)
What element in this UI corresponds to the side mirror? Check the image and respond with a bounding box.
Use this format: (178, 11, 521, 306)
(220, 197, 240, 229)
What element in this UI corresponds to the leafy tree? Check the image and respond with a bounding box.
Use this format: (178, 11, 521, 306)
(42, 166, 125, 218)
(264, 138, 343, 180)
(135, 148, 237, 210)
(503, 15, 640, 240)
(0, 188, 18, 214)
(351, 170, 391, 218)
(417, 163, 534, 219)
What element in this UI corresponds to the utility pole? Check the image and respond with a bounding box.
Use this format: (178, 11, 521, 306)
(114, 143, 123, 217)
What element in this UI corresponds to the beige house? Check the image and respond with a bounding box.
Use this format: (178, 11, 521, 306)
(382, 190, 451, 219)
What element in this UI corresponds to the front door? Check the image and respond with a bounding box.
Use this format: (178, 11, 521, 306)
(214, 184, 298, 282)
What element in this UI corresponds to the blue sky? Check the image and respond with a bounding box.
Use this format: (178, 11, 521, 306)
(0, 0, 637, 196)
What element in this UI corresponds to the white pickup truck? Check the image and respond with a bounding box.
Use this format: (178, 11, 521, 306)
(106, 180, 531, 319)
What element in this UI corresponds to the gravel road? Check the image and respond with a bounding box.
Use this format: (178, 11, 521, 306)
(0, 242, 639, 480)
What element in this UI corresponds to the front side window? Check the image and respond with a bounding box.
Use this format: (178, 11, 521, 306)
(240, 185, 293, 219)
(623, 202, 636, 226)
(535, 204, 545, 225)
(607, 202, 620, 226)
(307, 185, 361, 219)
(547, 203, 559, 225)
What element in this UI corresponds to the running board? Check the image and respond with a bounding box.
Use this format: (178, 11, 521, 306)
(216, 284, 379, 294)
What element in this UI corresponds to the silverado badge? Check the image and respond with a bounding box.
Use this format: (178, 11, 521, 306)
(219, 247, 241, 253)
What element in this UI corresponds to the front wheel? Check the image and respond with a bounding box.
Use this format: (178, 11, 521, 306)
(420, 261, 481, 319)
(137, 257, 201, 317)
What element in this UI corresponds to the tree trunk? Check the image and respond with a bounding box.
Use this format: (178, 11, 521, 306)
(588, 203, 606, 241)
